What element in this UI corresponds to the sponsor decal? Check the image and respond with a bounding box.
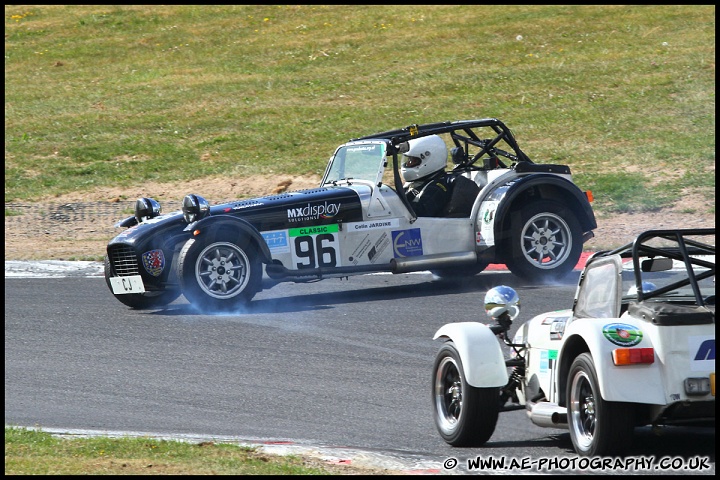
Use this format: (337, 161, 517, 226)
(392, 228, 423, 257)
(289, 224, 340, 237)
(538, 350, 558, 373)
(348, 235, 371, 265)
(539, 350, 549, 373)
(483, 206, 495, 224)
(689, 336, 715, 371)
(694, 339, 715, 360)
(349, 231, 392, 264)
(232, 201, 264, 210)
(347, 231, 390, 265)
(347, 219, 399, 231)
(550, 318, 567, 340)
(262, 230, 289, 253)
(346, 145, 376, 153)
(369, 231, 390, 262)
(287, 202, 341, 223)
(141, 249, 165, 277)
(541, 314, 568, 325)
(602, 323, 643, 347)
(478, 201, 498, 245)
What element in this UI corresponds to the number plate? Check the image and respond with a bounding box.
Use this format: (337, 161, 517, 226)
(109, 275, 146, 294)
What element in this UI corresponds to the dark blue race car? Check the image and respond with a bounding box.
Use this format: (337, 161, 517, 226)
(105, 118, 597, 312)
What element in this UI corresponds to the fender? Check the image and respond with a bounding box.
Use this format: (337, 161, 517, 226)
(433, 322, 508, 388)
(475, 173, 596, 248)
(559, 318, 667, 405)
(184, 215, 273, 264)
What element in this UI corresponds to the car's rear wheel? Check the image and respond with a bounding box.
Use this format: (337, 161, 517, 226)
(104, 255, 180, 309)
(567, 353, 634, 456)
(432, 341, 499, 447)
(503, 200, 582, 283)
(178, 233, 262, 312)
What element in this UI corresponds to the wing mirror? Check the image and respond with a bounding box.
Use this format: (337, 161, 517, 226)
(484, 285, 520, 322)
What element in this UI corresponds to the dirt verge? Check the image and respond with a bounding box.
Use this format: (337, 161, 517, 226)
(4, 174, 714, 261)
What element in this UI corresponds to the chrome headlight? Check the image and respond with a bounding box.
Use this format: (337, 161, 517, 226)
(182, 194, 210, 224)
(134, 197, 161, 223)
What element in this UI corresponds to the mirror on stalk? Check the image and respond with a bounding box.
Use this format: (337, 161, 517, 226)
(484, 285, 520, 321)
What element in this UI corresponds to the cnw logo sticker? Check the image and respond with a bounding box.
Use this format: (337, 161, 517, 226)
(689, 336, 715, 371)
(392, 228, 423, 257)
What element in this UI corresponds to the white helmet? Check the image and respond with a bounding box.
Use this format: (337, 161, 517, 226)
(627, 281, 657, 296)
(401, 135, 447, 182)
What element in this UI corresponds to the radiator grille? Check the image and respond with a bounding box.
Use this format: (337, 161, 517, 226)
(109, 245, 140, 276)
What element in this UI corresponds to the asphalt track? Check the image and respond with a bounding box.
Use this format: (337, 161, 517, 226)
(4, 259, 565, 475)
(4, 260, 572, 475)
(5, 254, 715, 475)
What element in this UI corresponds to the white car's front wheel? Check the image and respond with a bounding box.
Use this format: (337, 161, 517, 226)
(432, 341, 499, 447)
(567, 353, 634, 456)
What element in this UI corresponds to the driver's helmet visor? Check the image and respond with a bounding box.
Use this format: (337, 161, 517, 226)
(403, 155, 422, 169)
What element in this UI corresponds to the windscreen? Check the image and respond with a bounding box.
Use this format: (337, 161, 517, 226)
(322, 142, 386, 185)
(575, 256, 623, 318)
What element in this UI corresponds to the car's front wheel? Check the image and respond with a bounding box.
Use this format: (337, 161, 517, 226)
(503, 200, 582, 283)
(432, 341, 499, 447)
(178, 233, 262, 312)
(104, 255, 180, 309)
(567, 353, 634, 456)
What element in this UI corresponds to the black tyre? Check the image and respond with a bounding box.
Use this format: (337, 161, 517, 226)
(432, 341, 499, 447)
(503, 200, 582, 283)
(104, 255, 180, 309)
(567, 353, 634, 457)
(178, 233, 262, 312)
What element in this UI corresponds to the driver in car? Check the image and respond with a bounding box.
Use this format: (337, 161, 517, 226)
(401, 135, 455, 217)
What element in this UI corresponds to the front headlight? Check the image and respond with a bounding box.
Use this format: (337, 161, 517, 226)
(182, 194, 210, 224)
(135, 197, 161, 223)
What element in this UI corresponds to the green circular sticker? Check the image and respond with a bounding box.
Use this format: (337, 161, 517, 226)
(602, 323, 643, 347)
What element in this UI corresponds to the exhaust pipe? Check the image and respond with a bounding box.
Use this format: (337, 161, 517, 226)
(527, 402, 568, 428)
(390, 251, 477, 274)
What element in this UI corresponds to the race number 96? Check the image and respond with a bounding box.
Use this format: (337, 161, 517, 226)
(289, 225, 341, 269)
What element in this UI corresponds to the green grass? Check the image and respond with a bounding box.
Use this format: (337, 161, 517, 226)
(4, 5, 715, 215)
(4, 426, 358, 475)
(5, 208, 23, 216)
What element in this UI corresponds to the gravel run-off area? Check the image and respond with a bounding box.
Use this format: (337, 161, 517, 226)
(4, 174, 715, 261)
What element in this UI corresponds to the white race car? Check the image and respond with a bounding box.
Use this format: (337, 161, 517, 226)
(432, 228, 715, 456)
